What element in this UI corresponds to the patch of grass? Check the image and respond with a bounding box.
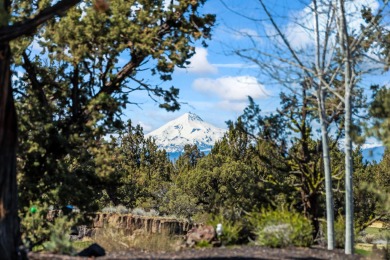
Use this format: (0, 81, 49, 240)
(73, 240, 94, 251)
(365, 227, 382, 235)
(91, 227, 181, 252)
(356, 243, 388, 251)
(31, 245, 44, 252)
(355, 248, 371, 257)
(196, 240, 213, 248)
(355, 245, 372, 257)
(362, 226, 390, 244)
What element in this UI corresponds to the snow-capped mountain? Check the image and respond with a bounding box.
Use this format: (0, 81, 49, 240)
(145, 112, 226, 154)
(146, 112, 386, 162)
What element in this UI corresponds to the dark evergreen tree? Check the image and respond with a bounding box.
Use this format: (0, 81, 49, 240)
(96, 121, 173, 210)
(369, 86, 390, 147)
(175, 144, 205, 173)
(176, 119, 290, 219)
(1, 1, 215, 256)
(13, 0, 215, 212)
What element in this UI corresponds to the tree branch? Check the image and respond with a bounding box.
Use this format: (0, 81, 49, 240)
(0, 0, 81, 42)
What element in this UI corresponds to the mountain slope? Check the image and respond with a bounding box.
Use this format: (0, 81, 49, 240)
(145, 112, 386, 162)
(145, 112, 226, 153)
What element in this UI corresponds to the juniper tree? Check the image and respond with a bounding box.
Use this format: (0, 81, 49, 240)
(0, 0, 215, 258)
(178, 119, 291, 219)
(1, 1, 83, 257)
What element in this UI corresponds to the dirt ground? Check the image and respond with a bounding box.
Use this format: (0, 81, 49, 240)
(28, 245, 379, 260)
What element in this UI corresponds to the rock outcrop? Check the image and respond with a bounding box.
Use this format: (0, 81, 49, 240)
(90, 213, 193, 236)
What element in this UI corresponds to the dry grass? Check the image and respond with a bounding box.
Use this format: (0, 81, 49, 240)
(369, 221, 385, 229)
(90, 227, 182, 252)
(356, 243, 386, 251)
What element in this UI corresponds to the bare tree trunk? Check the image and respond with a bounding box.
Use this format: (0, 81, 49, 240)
(317, 89, 335, 249)
(337, 0, 354, 254)
(0, 40, 20, 259)
(258, 0, 337, 247)
(1, 1, 21, 259)
(313, 0, 334, 249)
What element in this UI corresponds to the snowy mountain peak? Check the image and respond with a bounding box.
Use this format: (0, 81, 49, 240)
(188, 112, 203, 122)
(145, 112, 226, 153)
(175, 112, 204, 123)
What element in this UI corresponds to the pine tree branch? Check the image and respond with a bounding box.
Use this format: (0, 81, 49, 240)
(0, 0, 81, 42)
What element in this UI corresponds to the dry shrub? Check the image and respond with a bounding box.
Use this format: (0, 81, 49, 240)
(91, 227, 181, 252)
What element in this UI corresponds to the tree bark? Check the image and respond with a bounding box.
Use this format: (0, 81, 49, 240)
(313, 0, 335, 249)
(0, 40, 20, 259)
(318, 95, 335, 250)
(0, 1, 82, 258)
(338, 0, 354, 254)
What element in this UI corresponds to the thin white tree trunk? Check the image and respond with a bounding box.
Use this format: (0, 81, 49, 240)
(317, 90, 335, 249)
(337, 0, 354, 254)
(313, 0, 334, 249)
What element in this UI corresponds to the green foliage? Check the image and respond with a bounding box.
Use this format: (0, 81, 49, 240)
(13, 0, 215, 213)
(373, 149, 390, 193)
(235, 93, 328, 239)
(42, 216, 76, 254)
(330, 147, 389, 232)
(175, 144, 205, 173)
(175, 119, 291, 218)
(369, 86, 390, 148)
(95, 121, 174, 211)
(195, 240, 213, 248)
(207, 213, 243, 246)
(248, 208, 313, 248)
(21, 202, 77, 254)
(21, 203, 51, 250)
(159, 185, 201, 219)
(352, 151, 385, 230)
(354, 247, 372, 257)
(334, 215, 346, 249)
(322, 215, 361, 249)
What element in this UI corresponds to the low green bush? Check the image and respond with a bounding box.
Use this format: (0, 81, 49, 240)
(21, 202, 78, 254)
(207, 213, 243, 246)
(42, 215, 76, 254)
(334, 215, 346, 249)
(248, 208, 313, 248)
(322, 215, 359, 248)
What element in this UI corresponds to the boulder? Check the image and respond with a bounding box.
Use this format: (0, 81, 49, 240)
(185, 225, 216, 247)
(77, 243, 105, 257)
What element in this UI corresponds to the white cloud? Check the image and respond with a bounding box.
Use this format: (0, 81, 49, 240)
(213, 63, 258, 69)
(185, 47, 218, 74)
(344, 0, 379, 29)
(267, 0, 380, 50)
(137, 121, 153, 133)
(217, 100, 248, 112)
(192, 75, 269, 101)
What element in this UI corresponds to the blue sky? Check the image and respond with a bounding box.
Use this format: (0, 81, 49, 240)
(124, 0, 290, 132)
(124, 0, 390, 134)
(24, 0, 389, 135)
